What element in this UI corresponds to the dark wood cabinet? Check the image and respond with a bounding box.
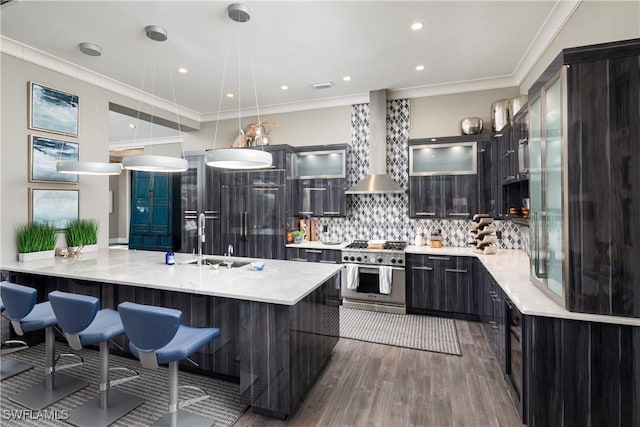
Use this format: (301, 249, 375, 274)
(528, 38, 640, 317)
(292, 144, 348, 218)
(409, 176, 478, 219)
(408, 136, 486, 219)
(478, 138, 502, 218)
(286, 247, 342, 304)
(129, 171, 180, 251)
(295, 178, 347, 217)
(221, 170, 287, 259)
(408, 176, 441, 218)
(407, 254, 475, 317)
(180, 154, 222, 256)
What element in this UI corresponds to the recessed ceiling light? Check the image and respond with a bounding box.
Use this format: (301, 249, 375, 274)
(281, 85, 288, 90)
(411, 22, 424, 31)
(178, 67, 188, 74)
(129, 123, 136, 129)
(415, 65, 425, 71)
(226, 93, 234, 98)
(343, 76, 351, 81)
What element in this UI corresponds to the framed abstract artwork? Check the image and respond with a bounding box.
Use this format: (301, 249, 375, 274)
(29, 188, 79, 230)
(28, 82, 79, 137)
(29, 135, 79, 184)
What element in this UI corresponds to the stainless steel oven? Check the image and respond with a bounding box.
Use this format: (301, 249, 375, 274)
(341, 240, 407, 314)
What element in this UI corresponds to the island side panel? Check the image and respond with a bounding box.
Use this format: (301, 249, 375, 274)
(239, 277, 339, 419)
(113, 285, 241, 378)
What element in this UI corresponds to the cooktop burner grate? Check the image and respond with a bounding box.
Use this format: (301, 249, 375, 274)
(344, 240, 407, 251)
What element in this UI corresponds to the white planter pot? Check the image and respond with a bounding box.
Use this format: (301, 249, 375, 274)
(18, 249, 55, 262)
(82, 244, 98, 253)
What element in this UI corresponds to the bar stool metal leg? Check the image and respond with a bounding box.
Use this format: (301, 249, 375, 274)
(153, 361, 213, 427)
(68, 341, 144, 427)
(9, 327, 88, 410)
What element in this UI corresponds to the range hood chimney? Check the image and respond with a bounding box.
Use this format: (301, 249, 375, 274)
(345, 89, 405, 194)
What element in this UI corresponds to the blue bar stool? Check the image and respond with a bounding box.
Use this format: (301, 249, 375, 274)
(0, 291, 33, 380)
(48, 291, 145, 427)
(0, 282, 88, 410)
(118, 301, 221, 427)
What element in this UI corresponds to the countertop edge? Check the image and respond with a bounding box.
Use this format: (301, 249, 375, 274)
(406, 246, 640, 327)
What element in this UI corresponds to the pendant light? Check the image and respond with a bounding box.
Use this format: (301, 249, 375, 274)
(55, 47, 124, 175)
(205, 3, 273, 170)
(57, 160, 122, 175)
(122, 25, 188, 173)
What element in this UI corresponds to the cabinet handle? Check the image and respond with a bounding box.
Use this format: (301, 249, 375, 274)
(448, 212, 469, 216)
(518, 138, 528, 145)
(428, 256, 450, 261)
(298, 211, 314, 215)
(489, 321, 498, 329)
(323, 211, 340, 215)
(416, 212, 436, 216)
(205, 216, 219, 220)
(306, 187, 327, 191)
(184, 210, 197, 214)
(504, 175, 516, 181)
(411, 266, 433, 271)
(305, 249, 323, 254)
(504, 149, 515, 157)
(319, 260, 337, 264)
(252, 187, 280, 191)
(445, 268, 468, 273)
(184, 215, 198, 219)
(204, 210, 218, 214)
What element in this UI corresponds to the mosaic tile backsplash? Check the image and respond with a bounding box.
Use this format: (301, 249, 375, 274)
(315, 100, 527, 251)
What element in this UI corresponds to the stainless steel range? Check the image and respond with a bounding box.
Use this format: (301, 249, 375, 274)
(341, 240, 407, 314)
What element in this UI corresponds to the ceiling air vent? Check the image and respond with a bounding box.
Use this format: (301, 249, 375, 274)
(312, 81, 333, 89)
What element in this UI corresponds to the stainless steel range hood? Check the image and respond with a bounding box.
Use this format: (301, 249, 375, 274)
(346, 89, 405, 194)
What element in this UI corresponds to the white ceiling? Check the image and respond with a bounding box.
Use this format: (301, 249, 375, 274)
(1, 1, 575, 121)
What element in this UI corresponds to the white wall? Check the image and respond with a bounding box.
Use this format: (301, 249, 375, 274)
(409, 87, 521, 139)
(521, 1, 640, 92)
(182, 105, 352, 151)
(1, 54, 110, 261)
(0, 53, 186, 261)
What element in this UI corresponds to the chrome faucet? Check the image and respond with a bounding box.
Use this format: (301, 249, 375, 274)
(224, 244, 233, 268)
(197, 213, 206, 266)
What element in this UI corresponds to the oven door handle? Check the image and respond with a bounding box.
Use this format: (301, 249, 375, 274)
(358, 266, 405, 273)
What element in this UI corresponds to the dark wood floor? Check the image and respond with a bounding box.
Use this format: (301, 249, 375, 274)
(235, 320, 523, 427)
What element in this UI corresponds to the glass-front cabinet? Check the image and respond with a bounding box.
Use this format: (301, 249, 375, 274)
(293, 149, 346, 179)
(409, 142, 477, 176)
(408, 137, 481, 219)
(529, 69, 566, 304)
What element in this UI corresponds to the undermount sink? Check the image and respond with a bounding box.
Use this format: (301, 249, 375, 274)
(183, 258, 252, 269)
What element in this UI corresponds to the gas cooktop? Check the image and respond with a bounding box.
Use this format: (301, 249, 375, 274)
(344, 240, 407, 251)
(341, 240, 407, 266)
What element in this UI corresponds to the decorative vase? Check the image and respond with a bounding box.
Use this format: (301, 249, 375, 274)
(18, 249, 55, 262)
(459, 117, 484, 135)
(491, 99, 511, 133)
(510, 95, 528, 117)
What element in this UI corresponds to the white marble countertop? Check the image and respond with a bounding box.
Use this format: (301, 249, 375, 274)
(0, 249, 343, 306)
(285, 241, 348, 250)
(406, 245, 640, 327)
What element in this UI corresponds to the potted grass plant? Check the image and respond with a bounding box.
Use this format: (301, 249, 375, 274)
(16, 223, 58, 262)
(66, 219, 99, 254)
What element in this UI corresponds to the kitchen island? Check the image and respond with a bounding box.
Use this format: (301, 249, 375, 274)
(0, 249, 343, 419)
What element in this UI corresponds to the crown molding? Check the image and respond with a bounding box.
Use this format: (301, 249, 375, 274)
(513, 0, 582, 86)
(2, 0, 577, 125)
(388, 75, 519, 100)
(201, 93, 370, 122)
(0, 36, 202, 123)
